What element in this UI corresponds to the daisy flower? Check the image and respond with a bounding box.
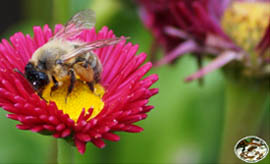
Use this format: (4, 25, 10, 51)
(0, 24, 158, 154)
(137, 0, 270, 81)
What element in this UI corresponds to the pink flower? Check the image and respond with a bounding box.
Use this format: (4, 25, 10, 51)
(138, 0, 270, 81)
(0, 25, 158, 154)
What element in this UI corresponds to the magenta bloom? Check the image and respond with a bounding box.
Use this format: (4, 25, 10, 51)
(0, 25, 158, 154)
(138, 0, 270, 81)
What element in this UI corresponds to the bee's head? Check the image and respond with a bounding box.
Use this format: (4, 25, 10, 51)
(25, 63, 49, 91)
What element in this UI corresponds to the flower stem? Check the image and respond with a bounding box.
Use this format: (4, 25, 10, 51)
(57, 139, 74, 164)
(219, 77, 269, 163)
(48, 139, 57, 164)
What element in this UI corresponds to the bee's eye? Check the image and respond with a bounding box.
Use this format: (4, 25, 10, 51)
(37, 72, 47, 80)
(25, 63, 49, 90)
(25, 63, 35, 72)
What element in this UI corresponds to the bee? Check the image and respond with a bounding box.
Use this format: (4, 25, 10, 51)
(21, 9, 126, 100)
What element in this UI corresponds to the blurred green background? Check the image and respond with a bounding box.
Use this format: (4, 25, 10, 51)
(0, 0, 268, 163)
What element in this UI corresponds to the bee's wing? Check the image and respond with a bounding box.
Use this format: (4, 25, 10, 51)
(60, 37, 129, 62)
(53, 9, 96, 39)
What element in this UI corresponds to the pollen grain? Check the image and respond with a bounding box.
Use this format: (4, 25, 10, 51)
(42, 81, 105, 122)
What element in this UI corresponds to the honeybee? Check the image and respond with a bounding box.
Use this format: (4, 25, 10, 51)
(22, 9, 126, 99)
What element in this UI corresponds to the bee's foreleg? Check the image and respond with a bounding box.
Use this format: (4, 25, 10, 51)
(50, 76, 59, 96)
(87, 82, 94, 92)
(38, 90, 48, 102)
(65, 70, 76, 103)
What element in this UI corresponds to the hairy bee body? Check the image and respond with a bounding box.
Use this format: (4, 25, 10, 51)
(30, 39, 101, 82)
(21, 9, 124, 99)
(26, 39, 102, 96)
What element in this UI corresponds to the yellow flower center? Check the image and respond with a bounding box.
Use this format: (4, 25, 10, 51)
(222, 1, 270, 55)
(42, 81, 105, 122)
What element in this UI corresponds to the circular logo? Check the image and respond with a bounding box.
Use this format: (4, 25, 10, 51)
(234, 136, 269, 163)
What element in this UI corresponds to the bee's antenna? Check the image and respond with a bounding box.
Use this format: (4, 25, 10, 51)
(13, 68, 26, 78)
(13, 68, 37, 93)
(14, 68, 48, 102)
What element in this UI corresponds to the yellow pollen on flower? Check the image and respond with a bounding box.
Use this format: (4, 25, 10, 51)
(42, 81, 105, 122)
(221, 2, 270, 55)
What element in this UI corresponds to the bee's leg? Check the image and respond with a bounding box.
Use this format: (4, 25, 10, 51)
(80, 62, 96, 93)
(65, 70, 76, 103)
(68, 70, 76, 94)
(87, 82, 94, 93)
(50, 76, 58, 96)
(38, 90, 48, 102)
(73, 62, 95, 93)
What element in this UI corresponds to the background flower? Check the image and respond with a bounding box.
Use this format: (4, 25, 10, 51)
(138, 0, 270, 81)
(137, 0, 270, 163)
(0, 24, 158, 154)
